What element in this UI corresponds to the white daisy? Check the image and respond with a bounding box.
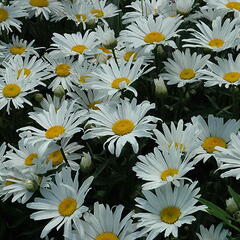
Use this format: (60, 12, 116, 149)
(134, 181, 206, 239)
(73, 202, 139, 240)
(0, 142, 7, 177)
(82, 98, 158, 157)
(161, 48, 210, 87)
(133, 146, 196, 190)
(196, 223, 231, 240)
(26, 167, 94, 238)
(191, 115, 240, 163)
(120, 14, 183, 52)
(200, 53, 240, 88)
(183, 16, 240, 52)
(0, 2, 26, 33)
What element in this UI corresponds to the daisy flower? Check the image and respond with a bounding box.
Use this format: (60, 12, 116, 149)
(133, 146, 197, 190)
(49, 31, 99, 61)
(196, 223, 231, 240)
(85, 57, 153, 96)
(82, 98, 158, 157)
(0, 2, 26, 33)
(161, 48, 210, 87)
(215, 132, 240, 179)
(45, 56, 77, 91)
(19, 100, 83, 149)
(0, 69, 38, 114)
(201, 53, 240, 88)
(73, 202, 139, 240)
(120, 15, 183, 52)
(0, 35, 39, 60)
(134, 181, 206, 239)
(0, 142, 7, 177)
(20, 0, 64, 20)
(153, 119, 202, 157)
(26, 167, 94, 239)
(183, 16, 240, 52)
(191, 115, 240, 163)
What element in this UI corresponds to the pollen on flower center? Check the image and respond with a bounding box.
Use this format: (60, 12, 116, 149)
(75, 14, 87, 22)
(47, 150, 64, 166)
(112, 119, 135, 135)
(29, 0, 49, 7)
(0, 8, 9, 22)
(111, 77, 130, 89)
(144, 32, 166, 44)
(124, 51, 138, 62)
(226, 2, 240, 10)
(24, 153, 38, 166)
(88, 100, 102, 110)
(71, 45, 88, 54)
(179, 69, 196, 80)
(202, 136, 226, 153)
(223, 72, 240, 83)
(9, 46, 26, 55)
(55, 64, 71, 77)
(79, 75, 90, 84)
(208, 38, 225, 48)
(58, 197, 77, 216)
(95, 232, 119, 240)
(161, 168, 179, 181)
(160, 206, 181, 224)
(17, 68, 31, 78)
(2, 84, 21, 98)
(90, 9, 104, 18)
(45, 125, 65, 139)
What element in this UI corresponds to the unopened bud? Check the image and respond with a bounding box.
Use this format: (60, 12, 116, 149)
(80, 152, 92, 172)
(154, 76, 168, 97)
(53, 86, 65, 97)
(102, 30, 117, 49)
(86, 19, 96, 29)
(156, 45, 165, 55)
(34, 93, 44, 103)
(226, 197, 239, 214)
(24, 179, 39, 192)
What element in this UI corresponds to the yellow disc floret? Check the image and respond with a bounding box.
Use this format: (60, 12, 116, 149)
(112, 119, 135, 135)
(226, 2, 240, 10)
(2, 84, 21, 98)
(24, 153, 38, 166)
(161, 168, 179, 181)
(71, 45, 88, 54)
(55, 64, 71, 77)
(0, 8, 8, 22)
(58, 198, 77, 216)
(17, 68, 31, 78)
(95, 233, 119, 240)
(47, 150, 64, 166)
(45, 125, 65, 139)
(29, 0, 49, 7)
(144, 32, 166, 43)
(90, 9, 104, 18)
(202, 136, 226, 153)
(9, 46, 26, 55)
(75, 14, 87, 22)
(223, 72, 240, 83)
(124, 51, 138, 62)
(111, 77, 130, 89)
(179, 69, 196, 80)
(160, 206, 181, 224)
(208, 38, 224, 48)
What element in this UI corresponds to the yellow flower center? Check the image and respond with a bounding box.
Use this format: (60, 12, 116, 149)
(2, 84, 21, 98)
(208, 38, 225, 48)
(5, 177, 18, 186)
(24, 153, 38, 166)
(161, 168, 179, 181)
(29, 0, 49, 7)
(9, 46, 26, 55)
(111, 77, 130, 89)
(168, 142, 186, 152)
(223, 72, 240, 83)
(71, 45, 88, 54)
(99, 47, 112, 54)
(112, 119, 135, 135)
(202, 136, 226, 153)
(95, 233, 119, 240)
(45, 125, 65, 139)
(226, 2, 240, 10)
(144, 32, 166, 43)
(88, 100, 102, 110)
(79, 75, 90, 84)
(58, 197, 77, 216)
(179, 69, 196, 80)
(0, 8, 8, 22)
(55, 64, 71, 77)
(47, 150, 64, 166)
(90, 9, 104, 18)
(124, 51, 138, 62)
(75, 14, 87, 22)
(17, 68, 31, 78)
(160, 206, 181, 224)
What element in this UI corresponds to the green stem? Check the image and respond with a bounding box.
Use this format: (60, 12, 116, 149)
(60, 148, 70, 167)
(111, 48, 119, 67)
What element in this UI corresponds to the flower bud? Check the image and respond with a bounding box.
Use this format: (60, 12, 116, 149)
(24, 179, 39, 192)
(102, 29, 117, 49)
(226, 197, 239, 214)
(80, 152, 92, 172)
(53, 86, 65, 97)
(34, 93, 44, 103)
(154, 76, 168, 97)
